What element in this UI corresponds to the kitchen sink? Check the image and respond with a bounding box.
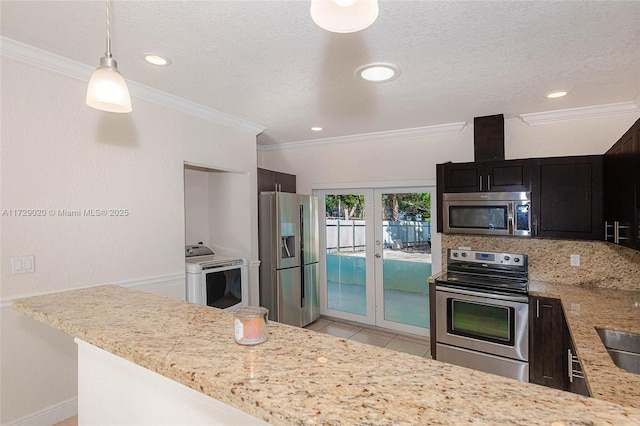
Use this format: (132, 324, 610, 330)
(595, 328, 640, 374)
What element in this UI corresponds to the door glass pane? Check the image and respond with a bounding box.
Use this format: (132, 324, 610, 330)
(449, 300, 513, 344)
(325, 194, 367, 316)
(449, 206, 508, 229)
(381, 193, 432, 329)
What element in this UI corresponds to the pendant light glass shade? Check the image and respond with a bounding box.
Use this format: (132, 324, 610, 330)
(86, 57, 132, 113)
(86, 0, 132, 113)
(310, 0, 379, 33)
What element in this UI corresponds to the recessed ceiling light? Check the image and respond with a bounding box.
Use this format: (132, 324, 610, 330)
(545, 90, 568, 99)
(311, 126, 323, 132)
(142, 53, 171, 66)
(357, 63, 400, 83)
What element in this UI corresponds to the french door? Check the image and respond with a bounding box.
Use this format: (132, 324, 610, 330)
(316, 186, 439, 337)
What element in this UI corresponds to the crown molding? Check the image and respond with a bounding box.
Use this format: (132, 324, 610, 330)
(257, 122, 467, 151)
(0, 37, 265, 135)
(519, 101, 640, 125)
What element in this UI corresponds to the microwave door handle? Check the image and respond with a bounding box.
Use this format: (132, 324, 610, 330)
(508, 203, 514, 235)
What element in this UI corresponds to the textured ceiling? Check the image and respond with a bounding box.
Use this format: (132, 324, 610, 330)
(2, 1, 640, 145)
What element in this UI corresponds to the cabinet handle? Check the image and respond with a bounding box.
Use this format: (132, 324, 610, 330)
(614, 221, 619, 244)
(487, 175, 491, 191)
(532, 220, 538, 236)
(479, 176, 483, 191)
(605, 221, 612, 242)
(568, 349, 573, 383)
(536, 299, 540, 318)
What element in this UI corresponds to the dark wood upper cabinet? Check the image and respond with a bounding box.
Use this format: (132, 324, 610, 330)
(257, 168, 296, 194)
(474, 114, 505, 162)
(531, 155, 603, 240)
(485, 160, 532, 192)
(603, 118, 640, 249)
(441, 159, 531, 193)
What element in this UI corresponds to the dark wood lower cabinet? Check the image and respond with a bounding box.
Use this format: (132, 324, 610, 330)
(429, 281, 437, 358)
(529, 297, 565, 389)
(529, 296, 590, 396)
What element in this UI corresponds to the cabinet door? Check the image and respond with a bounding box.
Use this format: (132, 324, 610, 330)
(529, 297, 565, 390)
(531, 155, 603, 240)
(485, 159, 531, 192)
(442, 162, 483, 192)
(564, 320, 590, 397)
(276, 172, 297, 193)
(604, 119, 640, 249)
(258, 168, 297, 194)
(257, 168, 277, 193)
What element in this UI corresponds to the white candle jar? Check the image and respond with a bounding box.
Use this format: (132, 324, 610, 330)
(233, 306, 269, 345)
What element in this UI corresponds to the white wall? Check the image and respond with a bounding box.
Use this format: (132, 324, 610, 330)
(184, 167, 253, 256)
(0, 57, 259, 424)
(258, 114, 639, 194)
(184, 169, 212, 247)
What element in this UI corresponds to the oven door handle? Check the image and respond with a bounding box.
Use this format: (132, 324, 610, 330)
(435, 285, 529, 303)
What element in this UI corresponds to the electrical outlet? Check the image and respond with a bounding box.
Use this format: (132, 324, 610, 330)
(12, 256, 35, 274)
(570, 254, 580, 267)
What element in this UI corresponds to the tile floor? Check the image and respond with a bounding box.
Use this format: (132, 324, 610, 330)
(305, 316, 432, 359)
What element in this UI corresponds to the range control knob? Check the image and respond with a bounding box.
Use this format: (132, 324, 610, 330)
(504, 255, 510, 261)
(514, 257, 520, 263)
(461, 252, 467, 257)
(453, 252, 459, 258)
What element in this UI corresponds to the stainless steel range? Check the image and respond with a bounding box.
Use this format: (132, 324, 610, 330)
(435, 248, 529, 382)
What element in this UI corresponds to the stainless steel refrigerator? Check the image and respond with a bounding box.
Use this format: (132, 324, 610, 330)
(259, 192, 320, 327)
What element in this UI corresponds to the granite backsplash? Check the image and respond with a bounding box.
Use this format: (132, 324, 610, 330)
(442, 235, 640, 291)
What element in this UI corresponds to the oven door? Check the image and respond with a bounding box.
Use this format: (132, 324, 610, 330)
(442, 199, 513, 236)
(202, 263, 248, 310)
(435, 286, 528, 361)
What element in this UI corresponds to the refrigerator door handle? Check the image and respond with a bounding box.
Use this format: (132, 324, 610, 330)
(299, 204, 305, 308)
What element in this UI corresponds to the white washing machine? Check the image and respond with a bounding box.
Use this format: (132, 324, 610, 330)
(185, 245, 248, 310)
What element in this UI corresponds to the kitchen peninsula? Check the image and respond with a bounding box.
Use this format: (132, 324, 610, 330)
(13, 285, 640, 425)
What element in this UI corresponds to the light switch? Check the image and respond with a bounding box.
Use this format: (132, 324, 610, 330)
(12, 256, 35, 274)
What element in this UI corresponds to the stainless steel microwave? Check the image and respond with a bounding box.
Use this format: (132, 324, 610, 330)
(442, 192, 531, 236)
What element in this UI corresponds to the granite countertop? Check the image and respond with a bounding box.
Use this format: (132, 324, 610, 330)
(13, 285, 640, 425)
(528, 281, 640, 409)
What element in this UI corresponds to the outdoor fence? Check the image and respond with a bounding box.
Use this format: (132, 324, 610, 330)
(326, 219, 431, 253)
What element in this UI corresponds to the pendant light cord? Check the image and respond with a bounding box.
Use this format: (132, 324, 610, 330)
(105, 0, 112, 58)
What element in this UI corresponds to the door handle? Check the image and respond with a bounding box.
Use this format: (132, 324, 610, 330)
(375, 253, 381, 258)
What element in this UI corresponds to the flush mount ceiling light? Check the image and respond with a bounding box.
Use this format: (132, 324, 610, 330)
(357, 63, 400, 83)
(86, 0, 132, 113)
(311, 126, 324, 131)
(545, 90, 569, 99)
(310, 0, 379, 33)
(142, 53, 171, 67)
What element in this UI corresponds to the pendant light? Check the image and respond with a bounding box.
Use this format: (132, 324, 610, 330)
(310, 0, 379, 33)
(86, 0, 132, 113)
